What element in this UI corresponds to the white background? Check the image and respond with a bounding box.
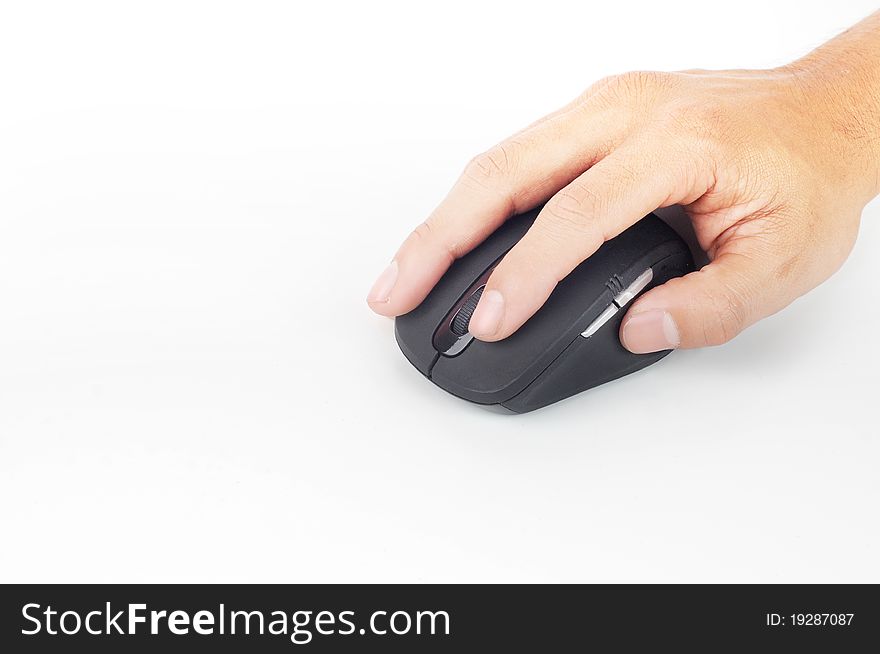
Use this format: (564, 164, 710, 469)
(1, 1, 878, 583)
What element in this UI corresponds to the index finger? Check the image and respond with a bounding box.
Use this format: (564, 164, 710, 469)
(366, 99, 627, 316)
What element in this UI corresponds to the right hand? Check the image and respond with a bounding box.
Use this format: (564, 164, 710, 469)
(368, 17, 880, 353)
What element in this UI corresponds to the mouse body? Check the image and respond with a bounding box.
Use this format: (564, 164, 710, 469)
(394, 206, 694, 413)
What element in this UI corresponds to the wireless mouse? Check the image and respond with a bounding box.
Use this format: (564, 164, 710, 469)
(394, 206, 695, 413)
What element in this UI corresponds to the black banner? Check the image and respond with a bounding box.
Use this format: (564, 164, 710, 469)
(1, 584, 876, 651)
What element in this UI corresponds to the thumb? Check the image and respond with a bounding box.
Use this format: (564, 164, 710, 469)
(620, 251, 776, 352)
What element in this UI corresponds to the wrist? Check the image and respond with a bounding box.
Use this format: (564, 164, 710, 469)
(781, 16, 880, 203)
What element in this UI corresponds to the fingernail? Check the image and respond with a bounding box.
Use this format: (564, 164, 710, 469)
(621, 309, 680, 354)
(468, 289, 505, 338)
(367, 260, 398, 304)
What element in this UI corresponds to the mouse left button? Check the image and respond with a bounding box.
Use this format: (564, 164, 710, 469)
(394, 270, 471, 374)
(394, 208, 542, 377)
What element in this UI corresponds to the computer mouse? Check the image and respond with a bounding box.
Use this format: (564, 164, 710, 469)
(394, 205, 695, 413)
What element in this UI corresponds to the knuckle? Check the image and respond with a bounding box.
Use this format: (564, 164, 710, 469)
(581, 71, 676, 125)
(462, 142, 520, 191)
(411, 220, 434, 244)
(543, 195, 586, 229)
(409, 221, 461, 261)
(538, 194, 604, 251)
(599, 70, 670, 98)
(700, 280, 751, 346)
(714, 301, 746, 345)
(618, 69, 664, 90)
(579, 75, 618, 102)
(555, 183, 605, 222)
(405, 220, 435, 252)
(580, 73, 629, 105)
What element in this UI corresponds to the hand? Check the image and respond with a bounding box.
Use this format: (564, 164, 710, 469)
(368, 14, 880, 353)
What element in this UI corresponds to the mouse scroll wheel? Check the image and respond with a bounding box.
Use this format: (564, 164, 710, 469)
(451, 286, 485, 336)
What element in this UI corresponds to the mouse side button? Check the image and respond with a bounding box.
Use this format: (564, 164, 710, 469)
(581, 304, 619, 338)
(582, 267, 656, 337)
(612, 267, 654, 307)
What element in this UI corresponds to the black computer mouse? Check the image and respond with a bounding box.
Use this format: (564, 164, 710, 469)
(394, 206, 695, 413)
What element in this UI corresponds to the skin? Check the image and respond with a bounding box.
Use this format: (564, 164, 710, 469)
(368, 12, 880, 354)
